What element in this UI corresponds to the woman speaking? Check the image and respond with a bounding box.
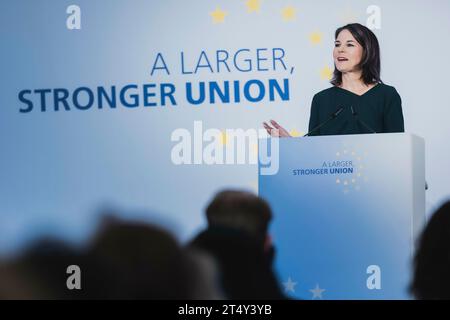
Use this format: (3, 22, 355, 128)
(263, 23, 404, 137)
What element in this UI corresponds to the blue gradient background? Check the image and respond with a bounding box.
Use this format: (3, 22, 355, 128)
(0, 0, 448, 298)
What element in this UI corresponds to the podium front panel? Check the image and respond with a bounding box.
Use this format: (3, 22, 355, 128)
(258, 133, 425, 299)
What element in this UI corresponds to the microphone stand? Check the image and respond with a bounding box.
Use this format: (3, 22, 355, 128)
(350, 106, 377, 134)
(304, 107, 344, 137)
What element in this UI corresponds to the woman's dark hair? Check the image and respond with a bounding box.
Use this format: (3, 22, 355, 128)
(331, 23, 382, 86)
(410, 201, 450, 299)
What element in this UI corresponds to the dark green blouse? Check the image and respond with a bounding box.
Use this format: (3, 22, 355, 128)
(308, 83, 404, 136)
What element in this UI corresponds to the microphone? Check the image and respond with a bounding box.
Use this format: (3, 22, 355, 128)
(350, 106, 377, 134)
(304, 107, 344, 137)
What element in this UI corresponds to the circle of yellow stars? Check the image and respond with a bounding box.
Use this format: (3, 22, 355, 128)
(207, 1, 354, 82)
(334, 146, 368, 194)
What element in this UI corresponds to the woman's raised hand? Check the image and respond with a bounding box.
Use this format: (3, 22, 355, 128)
(263, 120, 292, 137)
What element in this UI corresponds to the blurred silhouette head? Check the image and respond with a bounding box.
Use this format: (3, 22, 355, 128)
(0, 215, 217, 299)
(189, 190, 284, 299)
(0, 239, 84, 299)
(411, 201, 450, 299)
(84, 216, 194, 299)
(189, 227, 285, 300)
(205, 190, 273, 247)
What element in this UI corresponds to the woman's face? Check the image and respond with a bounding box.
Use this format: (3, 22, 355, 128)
(333, 29, 364, 73)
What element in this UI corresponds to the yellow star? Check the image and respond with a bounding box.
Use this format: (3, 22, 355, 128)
(219, 131, 229, 145)
(251, 143, 258, 155)
(246, 0, 260, 13)
(210, 7, 227, 23)
(309, 31, 323, 45)
(320, 65, 333, 80)
(282, 6, 296, 21)
(289, 129, 302, 137)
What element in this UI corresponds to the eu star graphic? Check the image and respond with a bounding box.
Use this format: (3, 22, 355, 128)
(210, 7, 227, 23)
(289, 129, 302, 137)
(282, 277, 297, 293)
(245, 0, 260, 13)
(334, 146, 367, 194)
(310, 284, 326, 299)
(320, 65, 333, 80)
(282, 6, 296, 21)
(220, 131, 228, 146)
(251, 143, 258, 157)
(309, 31, 323, 45)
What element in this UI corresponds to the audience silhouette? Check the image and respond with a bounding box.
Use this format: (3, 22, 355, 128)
(410, 201, 450, 300)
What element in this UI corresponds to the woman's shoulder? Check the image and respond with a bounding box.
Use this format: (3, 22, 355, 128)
(377, 82, 399, 93)
(376, 83, 402, 102)
(311, 87, 337, 104)
(314, 86, 337, 98)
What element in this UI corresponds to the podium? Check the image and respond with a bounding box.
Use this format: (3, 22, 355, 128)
(258, 133, 425, 299)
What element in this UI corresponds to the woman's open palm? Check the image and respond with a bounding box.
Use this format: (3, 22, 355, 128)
(263, 120, 291, 137)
